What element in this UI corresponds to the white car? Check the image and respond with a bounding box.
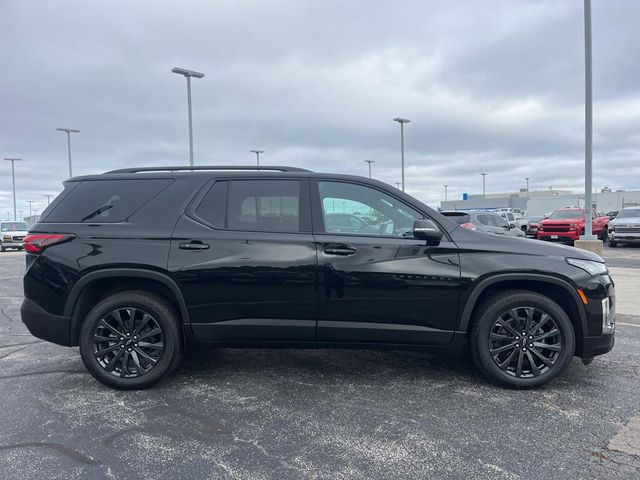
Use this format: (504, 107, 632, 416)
(608, 206, 640, 247)
(0, 221, 28, 252)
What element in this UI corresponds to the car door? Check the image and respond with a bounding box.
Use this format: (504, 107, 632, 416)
(168, 178, 318, 341)
(311, 179, 461, 345)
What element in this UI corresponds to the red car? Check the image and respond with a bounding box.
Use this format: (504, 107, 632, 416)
(537, 208, 609, 244)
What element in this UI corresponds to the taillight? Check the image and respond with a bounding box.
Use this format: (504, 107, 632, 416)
(23, 234, 75, 253)
(461, 223, 477, 231)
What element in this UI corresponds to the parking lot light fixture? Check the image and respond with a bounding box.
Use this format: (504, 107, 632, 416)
(444, 184, 448, 202)
(525, 177, 531, 195)
(393, 118, 410, 191)
(480, 173, 488, 210)
(364, 160, 375, 178)
(26, 200, 34, 219)
(3, 158, 21, 221)
(56, 128, 80, 177)
(171, 67, 205, 167)
(43, 194, 53, 205)
(250, 150, 265, 167)
(395, 182, 401, 189)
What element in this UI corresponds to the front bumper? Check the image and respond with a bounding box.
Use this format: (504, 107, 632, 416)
(1, 241, 23, 248)
(582, 333, 615, 358)
(21, 297, 72, 346)
(577, 273, 615, 359)
(610, 233, 640, 243)
(537, 232, 579, 242)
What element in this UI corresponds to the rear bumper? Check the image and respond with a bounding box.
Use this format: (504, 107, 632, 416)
(21, 297, 72, 346)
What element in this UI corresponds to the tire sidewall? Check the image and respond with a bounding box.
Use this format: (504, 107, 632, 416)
(79, 292, 181, 390)
(472, 292, 575, 388)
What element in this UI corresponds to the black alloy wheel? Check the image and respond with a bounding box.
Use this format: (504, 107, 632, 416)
(93, 307, 165, 378)
(80, 291, 182, 390)
(488, 307, 562, 378)
(470, 290, 575, 388)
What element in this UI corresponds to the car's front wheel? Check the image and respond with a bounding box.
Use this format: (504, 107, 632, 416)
(79, 291, 182, 390)
(470, 290, 575, 388)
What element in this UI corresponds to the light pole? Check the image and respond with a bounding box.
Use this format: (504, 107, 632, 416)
(525, 177, 531, 195)
(364, 160, 375, 178)
(395, 182, 401, 189)
(18, 210, 23, 221)
(171, 67, 205, 167)
(444, 184, 448, 202)
(43, 194, 53, 205)
(4, 158, 21, 221)
(581, 0, 596, 240)
(26, 200, 34, 219)
(56, 128, 80, 177)
(393, 117, 410, 191)
(480, 173, 487, 210)
(250, 150, 265, 167)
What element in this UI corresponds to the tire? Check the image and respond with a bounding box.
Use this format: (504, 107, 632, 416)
(470, 290, 575, 389)
(79, 291, 182, 390)
(0, 244, 5, 253)
(608, 241, 617, 247)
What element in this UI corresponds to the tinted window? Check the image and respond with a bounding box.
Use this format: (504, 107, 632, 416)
(318, 181, 423, 237)
(44, 179, 172, 223)
(1, 222, 27, 232)
(227, 180, 300, 232)
(476, 214, 496, 227)
(549, 210, 584, 219)
(195, 181, 227, 229)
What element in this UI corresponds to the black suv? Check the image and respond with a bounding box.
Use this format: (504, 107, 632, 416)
(21, 166, 615, 389)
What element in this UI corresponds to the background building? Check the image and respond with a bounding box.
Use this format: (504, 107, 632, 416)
(440, 188, 640, 216)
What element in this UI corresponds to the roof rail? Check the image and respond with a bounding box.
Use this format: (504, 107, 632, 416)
(105, 165, 312, 174)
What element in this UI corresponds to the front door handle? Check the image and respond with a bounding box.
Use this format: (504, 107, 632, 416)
(324, 244, 357, 256)
(179, 240, 210, 251)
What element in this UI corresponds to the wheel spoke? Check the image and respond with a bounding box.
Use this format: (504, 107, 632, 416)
(497, 349, 517, 370)
(104, 349, 124, 372)
(93, 334, 117, 343)
(99, 319, 124, 338)
(112, 310, 128, 334)
(490, 333, 514, 341)
(530, 347, 555, 367)
(137, 328, 161, 342)
(127, 308, 138, 333)
(533, 341, 562, 352)
(94, 343, 121, 358)
(525, 350, 541, 376)
(529, 314, 550, 335)
(120, 351, 130, 378)
(515, 350, 525, 377)
(534, 329, 559, 341)
(490, 342, 517, 355)
(131, 350, 144, 372)
(509, 309, 524, 332)
(523, 308, 535, 332)
(133, 347, 158, 364)
(496, 319, 521, 338)
(138, 341, 163, 350)
(134, 313, 153, 336)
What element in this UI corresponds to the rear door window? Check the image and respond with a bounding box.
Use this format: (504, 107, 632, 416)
(43, 179, 173, 223)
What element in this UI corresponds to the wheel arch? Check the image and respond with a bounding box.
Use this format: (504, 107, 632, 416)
(66, 268, 190, 346)
(458, 273, 587, 355)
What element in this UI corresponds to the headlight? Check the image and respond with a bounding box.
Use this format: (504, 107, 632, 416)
(566, 258, 608, 275)
(609, 225, 615, 232)
(2, 235, 11, 242)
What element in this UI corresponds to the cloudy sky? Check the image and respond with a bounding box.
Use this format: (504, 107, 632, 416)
(1, 0, 639, 216)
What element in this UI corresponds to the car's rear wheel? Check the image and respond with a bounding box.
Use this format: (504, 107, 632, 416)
(79, 291, 182, 390)
(470, 290, 575, 388)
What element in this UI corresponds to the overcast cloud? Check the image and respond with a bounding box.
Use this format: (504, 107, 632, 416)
(1, 0, 639, 215)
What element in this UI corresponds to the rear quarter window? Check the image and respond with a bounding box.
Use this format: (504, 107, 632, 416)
(42, 179, 173, 223)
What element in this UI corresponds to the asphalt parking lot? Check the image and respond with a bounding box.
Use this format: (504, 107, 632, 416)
(1, 246, 640, 479)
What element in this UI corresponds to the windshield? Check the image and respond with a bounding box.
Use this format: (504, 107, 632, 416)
(529, 217, 543, 223)
(549, 210, 584, 220)
(1, 222, 27, 232)
(616, 208, 640, 219)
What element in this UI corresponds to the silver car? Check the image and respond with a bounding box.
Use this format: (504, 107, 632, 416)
(608, 206, 640, 247)
(0, 221, 28, 252)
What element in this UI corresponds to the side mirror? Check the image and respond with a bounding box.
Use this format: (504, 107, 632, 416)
(413, 219, 443, 245)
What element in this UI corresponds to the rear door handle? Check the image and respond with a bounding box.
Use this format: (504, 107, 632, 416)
(324, 245, 357, 256)
(178, 240, 210, 251)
